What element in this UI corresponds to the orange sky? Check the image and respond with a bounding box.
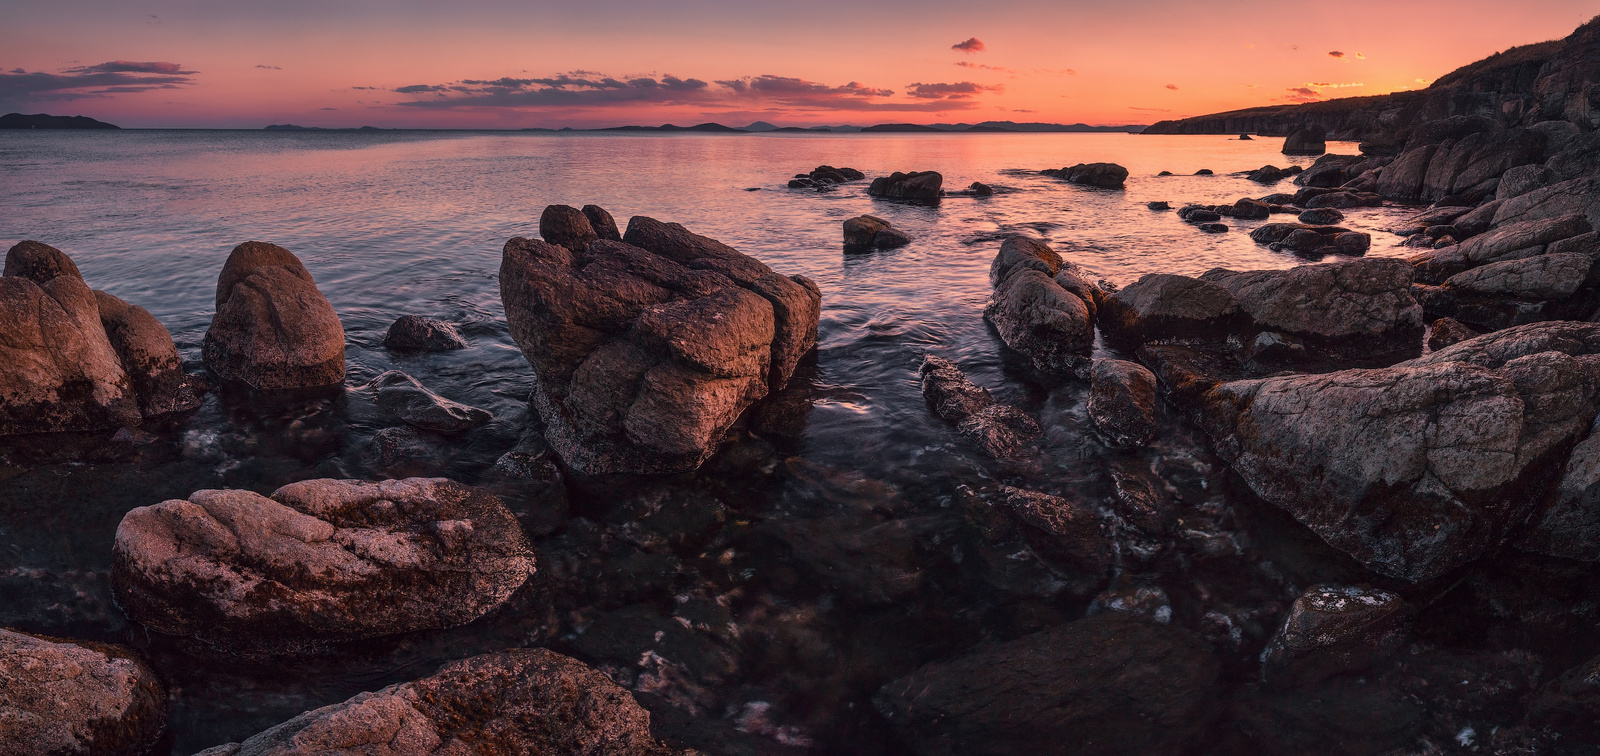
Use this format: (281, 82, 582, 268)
(3, 0, 1596, 128)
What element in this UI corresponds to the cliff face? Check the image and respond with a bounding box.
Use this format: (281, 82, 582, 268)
(1145, 16, 1600, 141)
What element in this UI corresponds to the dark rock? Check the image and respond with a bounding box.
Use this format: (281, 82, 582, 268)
(990, 485, 1112, 592)
(1409, 214, 1593, 284)
(984, 236, 1099, 378)
(1088, 580, 1172, 623)
(1195, 169, 1214, 175)
(1497, 163, 1557, 200)
(1376, 145, 1439, 200)
(1295, 154, 1365, 188)
(920, 355, 1042, 463)
(1444, 253, 1591, 300)
(1420, 127, 1546, 202)
(1196, 321, 1600, 581)
(1043, 162, 1129, 190)
(969, 181, 993, 196)
(193, 649, 682, 755)
(540, 204, 599, 253)
(1157, 170, 1174, 176)
(1244, 331, 1309, 363)
(801, 165, 864, 184)
(370, 370, 492, 432)
(1260, 586, 1408, 689)
(1494, 176, 1600, 230)
(583, 204, 623, 241)
(1248, 165, 1288, 183)
(1240, 133, 1253, 140)
(93, 289, 201, 418)
(1201, 257, 1421, 363)
(111, 478, 536, 648)
(1226, 678, 1423, 756)
(1247, 223, 1370, 256)
(1099, 273, 1240, 346)
(1304, 191, 1381, 209)
(876, 227, 912, 248)
(843, 215, 891, 248)
(1427, 317, 1479, 351)
(1136, 344, 1247, 406)
(1298, 207, 1345, 225)
(384, 314, 467, 352)
(1087, 358, 1158, 448)
(202, 241, 346, 391)
(0, 629, 167, 756)
(1528, 653, 1600, 743)
(874, 613, 1220, 756)
(867, 171, 943, 201)
(1283, 125, 1328, 155)
(1147, 201, 1171, 211)
(1178, 206, 1222, 223)
(1231, 198, 1272, 219)
(1198, 222, 1229, 233)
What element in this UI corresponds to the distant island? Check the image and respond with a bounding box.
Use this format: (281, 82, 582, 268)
(0, 113, 119, 129)
(265, 124, 389, 131)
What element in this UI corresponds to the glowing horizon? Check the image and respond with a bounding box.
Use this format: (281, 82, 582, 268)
(2, 0, 1596, 129)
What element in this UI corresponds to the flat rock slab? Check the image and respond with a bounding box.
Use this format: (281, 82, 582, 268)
(0, 628, 167, 756)
(193, 648, 683, 756)
(112, 477, 535, 650)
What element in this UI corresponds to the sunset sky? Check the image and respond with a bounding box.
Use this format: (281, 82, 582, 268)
(3, 0, 1597, 129)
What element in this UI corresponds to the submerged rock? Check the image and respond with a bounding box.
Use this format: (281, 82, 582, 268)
(202, 241, 346, 391)
(1087, 358, 1159, 449)
(1248, 223, 1371, 256)
(0, 629, 167, 756)
(1042, 162, 1129, 190)
(991, 485, 1112, 593)
(500, 210, 819, 474)
(867, 171, 943, 201)
(874, 612, 1220, 756)
(111, 477, 536, 648)
(1099, 273, 1239, 346)
(920, 355, 1042, 464)
(984, 236, 1099, 379)
(383, 315, 467, 352)
(370, 370, 491, 432)
(1260, 586, 1409, 689)
(193, 649, 682, 756)
(843, 215, 910, 249)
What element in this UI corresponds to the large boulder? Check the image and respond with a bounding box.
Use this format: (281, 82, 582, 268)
(1043, 162, 1129, 190)
(1282, 125, 1327, 156)
(1443, 253, 1592, 300)
(0, 241, 141, 435)
(0, 629, 167, 756)
(1197, 321, 1600, 581)
(111, 477, 536, 648)
(1200, 258, 1423, 364)
(1098, 273, 1239, 346)
(868, 171, 943, 201)
(1420, 127, 1546, 201)
(193, 649, 682, 756)
(202, 241, 346, 391)
(984, 236, 1099, 378)
(500, 210, 819, 474)
(874, 613, 1220, 756)
(94, 290, 201, 418)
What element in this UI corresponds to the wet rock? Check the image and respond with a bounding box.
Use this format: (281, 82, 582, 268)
(192, 648, 682, 756)
(984, 236, 1099, 379)
(1087, 358, 1158, 449)
(1297, 207, 1345, 225)
(1088, 580, 1172, 623)
(799, 165, 864, 185)
(500, 211, 819, 474)
(1443, 252, 1591, 300)
(364, 425, 454, 478)
(1136, 344, 1247, 406)
(1528, 653, 1600, 743)
(1493, 176, 1600, 230)
(1498, 163, 1557, 200)
(202, 241, 346, 391)
(867, 171, 943, 201)
(874, 613, 1220, 756)
(1198, 222, 1229, 233)
(1295, 154, 1367, 188)
(1177, 205, 1222, 223)
(1194, 168, 1213, 175)
(1099, 273, 1239, 346)
(1244, 331, 1308, 363)
(920, 355, 1042, 464)
(584, 204, 623, 241)
(1197, 321, 1600, 581)
(1247, 223, 1370, 255)
(843, 215, 909, 249)
(370, 370, 491, 433)
(1428, 317, 1479, 351)
(1147, 201, 1171, 211)
(1231, 198, 1272, 220)
(572, 603, 739, 715)
(1260, 586, 1408, 689)
(969, 181, 993, 196)
(1200, 257, 1422, 363)
(383, 315, 467, 351)
(0, 241, 142, 434)
(1520, 428, 1600, 561)
(93, 289, 200, 418)
(1304, 191, 1381, 209)
(1248, 165, 1288, 183)
(111, 477, 536, 648)
(1282, 125, 1327, 156)
(0, 629, 167, 756)
(988, 485, 1111, 594)
(1409, 214, 1592, 284)
(1042, 162, 1128, 190)
(540, 204, 600, 253)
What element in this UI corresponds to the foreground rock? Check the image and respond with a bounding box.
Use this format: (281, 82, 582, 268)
(202, 241, 346, 391)
(1042, 162, 1128, 190)
(0, 629, 167, 756)
(112, 477, 535, 648)
(1198, 321, 1600, 581)
(920, 355, 1042, 465)
(193, 649, 682, 756)
(875, 613, 1220, 756)
(384, 315, 467, 351)
(1098, 273, 1239, 346)
(1087, 358, 1158, 449)
(500, 209, 820, 474)
(987, 486, 1112, 592)
(867, 171, 943, 201)
(370, 370, 491, 432)
(1260, 586, 1409, 689)
(985, 236, 1099, 378)
(843, 215, 910, 250)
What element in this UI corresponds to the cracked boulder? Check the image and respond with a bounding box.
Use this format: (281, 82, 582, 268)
(0, 629, 167, 756)
(1198, 321, 1600, 582)
(193, 648, 682, 756)
(202, 241, 346, 391)
(984, 236, 1099, 379)
(920, 355, 1042, 466)
(499, 209, 819, 474)
(111, 477, 535, 649)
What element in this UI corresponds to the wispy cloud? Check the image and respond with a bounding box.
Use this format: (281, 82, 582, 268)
(956, 61, 1015, 73)
(1165, 84, 1179, 90)
(0, 61, 198, 110)
(952, 37, 986, 53)
(1129, 106, 1172, 112)
(256, 64, 282, 70)
(905, 81, 1001, 99)
(1282, 86, 1321, 103)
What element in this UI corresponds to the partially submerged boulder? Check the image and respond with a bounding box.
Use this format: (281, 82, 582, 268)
(1282, 125, 1327, 156)
(1087, 358, 1159, 449)
(0, 628, 167, 756)
(384, 315, 467, 352)
(867, 171, 943, 201)
(1098, 273, 1239, 347)
(112, 477, 536, 648)
(984, 236, 1099, 378)
(920, 355, 1042, 464)
(1248, 223, 1371, 256)
(1260, 586, 1409, 689)
(94, 290, 201, 418)
(843, 215, 910, 249)
(202, 241, 346, 391)
(500, 209, 820, 474)
(1042, 162, 1129, 190)
(370, 370, 491, 433)
(193, 649, 682, 756)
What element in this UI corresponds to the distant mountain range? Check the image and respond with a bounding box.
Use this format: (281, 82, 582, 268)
(1, 113, 119, 129)
(264, 124, 390, 131)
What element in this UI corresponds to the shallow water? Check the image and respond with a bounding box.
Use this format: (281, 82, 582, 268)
(0, 130, 1433, 753)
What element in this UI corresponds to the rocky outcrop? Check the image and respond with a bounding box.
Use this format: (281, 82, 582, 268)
(1042, 162, 1129, 189)
(874, 613, 1220, 756)
(0, 629, 167, 756)
(500, 209, 820, 474)
(788, 165, 865, 189)
(1098, 273, 1239, 346)
(541, 205, 599, 253)
(193, 649, 682, 756)
(843, 215, 910, 249)
(384, 315, 467, 352)
(111, 477, 536, 648)
(984, 236, 1099, 378)
(1408, 215, 1592, 284)
(1444, 253, 1591, 300)
(867, 171, 943, 201)
(202, 241, 346, 391)
(1282, 125, 1327, 155)
(920, 355, 1042, 464)
(94, 290, 201, 419)
(1493, 176, 1600, 230)
(1087, 359, 1158, 448)
(370, 370, 491, 433)
(1248, 223, 1371, 256)
(1260, 586, 1409, 689)
(1417, 127, 1546, 201)
(1200, 258, 1422, 364)
(1196, 321, 1600, 581)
